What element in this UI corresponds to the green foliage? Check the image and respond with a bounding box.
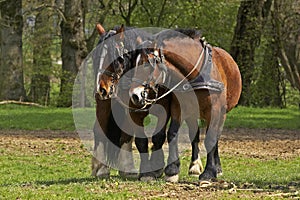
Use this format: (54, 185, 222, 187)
(18, 0, 300, 107)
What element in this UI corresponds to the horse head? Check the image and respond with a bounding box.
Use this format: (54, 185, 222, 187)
(129, 29, 206, 107)
(129, 40, 168, 107)
(95, 24, 132, 100)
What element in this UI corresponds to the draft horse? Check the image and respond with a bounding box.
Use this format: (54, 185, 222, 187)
(91, 24, 152, 178)
(95, 26, 204, 180)
(94, 24, 171, 180)
(129, 29, 242, 182)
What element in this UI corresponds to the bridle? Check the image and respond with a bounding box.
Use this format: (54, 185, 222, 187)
(96, 30, 130, 93)
(137, 45, 205, 106)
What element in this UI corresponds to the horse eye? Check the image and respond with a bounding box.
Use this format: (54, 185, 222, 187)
(116, 57, 124, 63)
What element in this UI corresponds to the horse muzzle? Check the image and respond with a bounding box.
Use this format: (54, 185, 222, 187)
(97, 84, 115, 100)
(129, 87, 148, 107)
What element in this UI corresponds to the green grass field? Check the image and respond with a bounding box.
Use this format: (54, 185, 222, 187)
(0, 104, 299, 199)
(0, 104, 299, 130)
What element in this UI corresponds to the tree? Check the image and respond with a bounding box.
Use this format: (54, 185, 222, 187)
(273, 0, 300, 91)
(230, 0, 272, 106)
(118, 0, 138, 26)
(0, 0, 27, 101)
(28, 10, 52, 105)
(85, 0, 115, 52)
(59, 0, 87, 107)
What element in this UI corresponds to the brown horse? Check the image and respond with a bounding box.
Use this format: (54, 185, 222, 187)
(94, 24, 172, 180)
(91, 24, 148, 178)
(129, 29, 242, 182)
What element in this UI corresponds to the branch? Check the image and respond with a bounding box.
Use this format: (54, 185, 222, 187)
(156, 0, 167, 26)
(119, 0, 126, 20)
(0, 100, 45, 108)
(86, 0, 114, 52)
(141, 0, 154, 25)
(22, 4, 66, 23)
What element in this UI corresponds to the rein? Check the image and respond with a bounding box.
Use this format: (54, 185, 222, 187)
(143, 46, 205, 104)
(114, 95, 150, 112)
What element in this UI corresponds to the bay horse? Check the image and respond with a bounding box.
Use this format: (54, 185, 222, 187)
(91, 24, 152, 178)
(94, 24, 171, 180)
(129, 29, 242, 182)
(95, 26, 204, 180)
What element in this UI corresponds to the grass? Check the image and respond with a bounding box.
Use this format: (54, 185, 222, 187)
(0, 104, 75, 131)
(0, 104, 299, 131)
(225, 106, 300, 130)
(0, 142, 299, 199)
(0, 104, 299, 199)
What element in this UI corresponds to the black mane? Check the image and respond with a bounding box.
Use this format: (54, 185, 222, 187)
(93, 25, 152, 76)
(155, 28, 202, 47)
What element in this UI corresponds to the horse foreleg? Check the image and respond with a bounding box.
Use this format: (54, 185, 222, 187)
(186, 118, 204, 176)
(118, 132, 138, 179)
(150, 123, 167, 178)
(92, 120, 110, 178)
(165, 119, 181, 182)
(135, 135, 154, 181)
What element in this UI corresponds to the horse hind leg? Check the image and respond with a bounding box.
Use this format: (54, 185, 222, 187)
(199, 102, 226, 182)
(214, 141, 222, 176)
(186, 119, 204, 176)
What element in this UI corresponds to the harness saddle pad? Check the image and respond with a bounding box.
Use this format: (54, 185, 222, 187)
(175, 45, 225, 93)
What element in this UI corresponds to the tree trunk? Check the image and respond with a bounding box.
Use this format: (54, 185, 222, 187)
(28, 11, 51, 105)
(273, 0, 300, 91)
(0, 0, 26, 101)
(230, 0, 271, 106)
(59, 0, 87, 107)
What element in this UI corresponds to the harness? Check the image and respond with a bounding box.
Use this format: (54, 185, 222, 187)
(175, 45, 224, 92)
(140, 42, 225, 105)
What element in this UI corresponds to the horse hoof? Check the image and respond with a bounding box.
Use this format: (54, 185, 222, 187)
(140, 176, 156, 182)
(152, 168, 164, 178)
(119, 170, 139, 179)
(188, 160, 203, 176)
(165, 174, 179, 183)
(199, 180, 212, 188)
(92, 165, 110, 178)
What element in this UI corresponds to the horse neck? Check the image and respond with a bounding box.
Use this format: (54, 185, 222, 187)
(161, 39, 204, 80)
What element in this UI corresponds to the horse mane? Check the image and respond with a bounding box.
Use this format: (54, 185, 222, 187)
(155, 28, 202, 47)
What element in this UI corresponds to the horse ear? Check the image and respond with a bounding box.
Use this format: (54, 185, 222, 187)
(116, 24, 125, 40)
(96, 23, 106, 35)
(136, 36, 143, 45)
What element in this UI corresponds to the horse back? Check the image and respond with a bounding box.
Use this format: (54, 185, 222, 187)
(212, 47, 242, 112)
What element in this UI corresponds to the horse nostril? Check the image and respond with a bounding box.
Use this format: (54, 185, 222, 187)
(100, 88, 107, 97)
(131, 94, 141, 105)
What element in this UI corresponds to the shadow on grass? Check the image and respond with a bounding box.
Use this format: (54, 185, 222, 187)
(33, 175, 140, 186)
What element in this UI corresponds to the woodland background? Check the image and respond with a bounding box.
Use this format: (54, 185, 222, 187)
(0, 0, 299, 107)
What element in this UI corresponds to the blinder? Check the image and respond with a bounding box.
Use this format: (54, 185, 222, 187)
(98, 33, 130, 81)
